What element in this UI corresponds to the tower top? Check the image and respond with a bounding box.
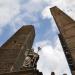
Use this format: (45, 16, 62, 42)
(50, 6, 74, 31)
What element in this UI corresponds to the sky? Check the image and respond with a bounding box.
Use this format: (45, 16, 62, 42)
(0, 0, 75, 75)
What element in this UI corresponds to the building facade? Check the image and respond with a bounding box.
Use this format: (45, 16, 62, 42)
(50, 6, 75, 75)
(0, 25, 43, 75)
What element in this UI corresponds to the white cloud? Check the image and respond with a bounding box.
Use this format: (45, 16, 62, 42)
(34, 38, 71, 75)
(42, 6, 52, 19)
(0, 0, 20, 35)
(0, 0, 20, 25)
(21, 0, 44, 13)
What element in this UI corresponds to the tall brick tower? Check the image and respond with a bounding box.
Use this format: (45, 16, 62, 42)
(50, 6, 75, 75)
(0, 25, 43, 75)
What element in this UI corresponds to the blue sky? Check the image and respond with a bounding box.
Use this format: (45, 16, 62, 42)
(0, 0, 75, 75)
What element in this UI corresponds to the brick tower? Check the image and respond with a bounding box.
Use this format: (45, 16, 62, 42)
(0, 25, 43, 75)
(50, 6, 75, 75)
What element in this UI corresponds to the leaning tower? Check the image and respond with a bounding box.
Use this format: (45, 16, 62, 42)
(0, 25, 43, 75)
(50, 6, 75, 75)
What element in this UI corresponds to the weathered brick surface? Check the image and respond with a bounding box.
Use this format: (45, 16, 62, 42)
(0, 25, 35, 74)
(50, 6, 75, 74)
